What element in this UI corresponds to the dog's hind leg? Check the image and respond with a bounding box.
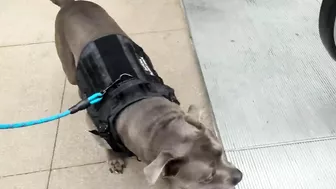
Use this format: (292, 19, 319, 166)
(55, 29, 77, 85)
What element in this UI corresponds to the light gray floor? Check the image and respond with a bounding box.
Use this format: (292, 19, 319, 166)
(182, 0, 336, 188)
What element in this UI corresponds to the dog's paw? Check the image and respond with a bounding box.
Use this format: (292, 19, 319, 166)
(108, 158, 125, 174)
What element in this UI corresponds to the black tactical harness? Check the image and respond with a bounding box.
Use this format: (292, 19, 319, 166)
(76, 34, 179, 157)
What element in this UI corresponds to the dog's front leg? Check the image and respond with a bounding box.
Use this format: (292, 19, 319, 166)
(84, 112, 127, 174)
(107, 149, 127, 174)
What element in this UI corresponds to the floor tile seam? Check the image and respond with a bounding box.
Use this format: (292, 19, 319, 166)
(51, 161, 106, 172)
(0, 41, 55, 48)
(225, 135, 336, 153)
(0, 28, 187, 49)
(0, 169, 50, 179)
(130, 28, 187, 36)
(46, 78, 67, 189)
(0, 161, 106, 180)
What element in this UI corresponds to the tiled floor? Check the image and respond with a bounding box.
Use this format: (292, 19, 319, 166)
(0, 0, 213, 188)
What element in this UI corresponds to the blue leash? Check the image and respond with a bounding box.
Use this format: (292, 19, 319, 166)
(0, 92, 103, 129)
(0, 74, 132, 130)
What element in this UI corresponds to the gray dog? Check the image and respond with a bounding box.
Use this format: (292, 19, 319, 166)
(51, 0, 243, 188)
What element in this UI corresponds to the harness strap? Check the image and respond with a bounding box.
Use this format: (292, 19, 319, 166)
(76, 34, 180, 156)
(87, 79, 179, 157)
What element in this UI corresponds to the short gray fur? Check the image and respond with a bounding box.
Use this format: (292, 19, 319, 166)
(182, 0, 336, 188)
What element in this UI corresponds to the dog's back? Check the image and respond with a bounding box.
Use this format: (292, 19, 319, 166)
(51, 0, 73, 7)
(52, 0, 127, 84)
(53, 0, 126, 63)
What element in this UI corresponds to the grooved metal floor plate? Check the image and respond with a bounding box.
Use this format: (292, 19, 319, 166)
(182, 0, 336, 188)
(227, 138, 336, 189)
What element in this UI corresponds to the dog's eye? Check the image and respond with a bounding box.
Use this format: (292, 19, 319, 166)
(201, 174, 214, 184)
(200, 169, 216, 184)
(163, 158, 186, 177)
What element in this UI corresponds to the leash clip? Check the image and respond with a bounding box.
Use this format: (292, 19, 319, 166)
(69, 92, 103, 114)
(100, 73, 134, 95)
(69, 73, 135, 114)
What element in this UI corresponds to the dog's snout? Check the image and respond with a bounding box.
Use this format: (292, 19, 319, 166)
(229, 168, 243, 185)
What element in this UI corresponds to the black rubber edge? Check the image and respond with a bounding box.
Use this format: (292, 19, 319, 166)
(319, 0, 336, 61)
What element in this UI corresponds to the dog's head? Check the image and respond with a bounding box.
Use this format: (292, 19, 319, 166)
(144, 105, 242, 189)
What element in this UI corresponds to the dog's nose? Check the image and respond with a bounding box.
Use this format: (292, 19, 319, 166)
(229, 168, 243, 185)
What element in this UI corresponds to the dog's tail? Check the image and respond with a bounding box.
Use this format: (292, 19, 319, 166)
(51, 0, 75, 7)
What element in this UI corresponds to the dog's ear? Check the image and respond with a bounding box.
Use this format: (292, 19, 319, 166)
(144, 152, 185, 185)
(187, 105, 203, 122)
(184, 114, 206, 132)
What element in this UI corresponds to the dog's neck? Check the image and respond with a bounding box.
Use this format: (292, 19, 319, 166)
(115, 97, 197, 162)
